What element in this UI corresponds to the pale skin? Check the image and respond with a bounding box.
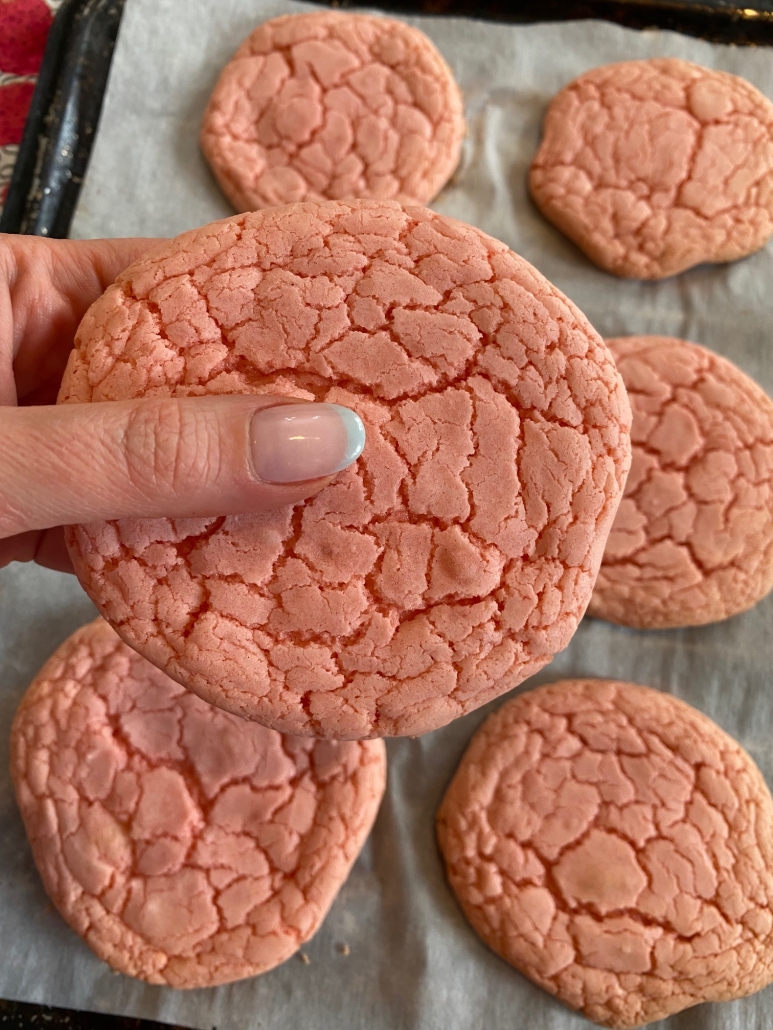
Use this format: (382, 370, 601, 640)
(0, 235, 356, 573)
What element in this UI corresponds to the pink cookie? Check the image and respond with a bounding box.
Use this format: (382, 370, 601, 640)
(437, 678, 773, 1028)
(529, 59, 773, 279)
(589, 335, 773, 629)
(10, 618, 386, 988)
(200, 11, 465, 210)
(59, 200, 631, 740)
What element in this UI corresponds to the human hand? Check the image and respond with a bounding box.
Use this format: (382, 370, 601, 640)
(0, 235, 365, 573)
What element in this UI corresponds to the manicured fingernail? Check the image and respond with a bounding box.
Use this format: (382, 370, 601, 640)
(250, 403, 366, 484)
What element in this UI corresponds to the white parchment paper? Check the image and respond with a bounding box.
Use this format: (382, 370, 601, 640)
(2, 2, 773, 1027)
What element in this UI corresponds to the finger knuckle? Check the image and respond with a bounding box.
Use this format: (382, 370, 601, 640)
(123, 402, 188, 497)
(122, 401, 222, 499)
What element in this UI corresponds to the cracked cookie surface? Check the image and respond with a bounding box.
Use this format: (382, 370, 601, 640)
(200, 11, 465, 211)
(589, 335, 773, 629)
(436, 678, 773, 1028)
(10, 618, 386, 988)
(529, 59, 773, 279)
(59, 199, 631, 739)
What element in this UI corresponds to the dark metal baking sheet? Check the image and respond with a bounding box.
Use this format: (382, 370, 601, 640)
(0, 0, 125, 238)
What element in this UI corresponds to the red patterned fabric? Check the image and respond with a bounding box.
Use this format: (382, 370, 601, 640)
(0, 0, 59, 213)
(0, 0, 53, 75)
(0, 79, 35, 144)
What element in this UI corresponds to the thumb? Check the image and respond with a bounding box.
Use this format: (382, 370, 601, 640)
(0, 395, 366, 537)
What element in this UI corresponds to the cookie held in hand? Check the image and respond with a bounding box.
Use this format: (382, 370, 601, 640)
(60, 200, 631, 739)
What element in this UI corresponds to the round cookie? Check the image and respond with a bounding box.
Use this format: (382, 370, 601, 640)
(59, 200, 631, 740)
(589, 335, 773, 629)
(437, 678, 773, 1029)
(200, 11, 465, 211)
(529, 59, 773, 279)
(10, 618, 386, 988)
